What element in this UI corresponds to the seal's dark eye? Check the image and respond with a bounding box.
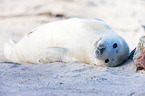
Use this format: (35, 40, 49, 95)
(113, 43, 117, 48)
(105, 59, 109, 63)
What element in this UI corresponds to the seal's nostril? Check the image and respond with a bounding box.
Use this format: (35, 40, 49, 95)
(97, 47, 105, 54)
(105, 59, 109, 63)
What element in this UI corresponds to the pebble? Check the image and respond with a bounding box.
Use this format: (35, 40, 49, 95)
(133, 36, 145, 71)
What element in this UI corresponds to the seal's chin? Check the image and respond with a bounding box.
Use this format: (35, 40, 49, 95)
(107, 62, 119, 67)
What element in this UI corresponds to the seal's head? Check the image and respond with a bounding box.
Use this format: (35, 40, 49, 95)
(94, 35, 129, 67)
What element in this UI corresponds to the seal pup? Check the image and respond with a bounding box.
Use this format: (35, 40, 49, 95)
(4, 18, 129, 67)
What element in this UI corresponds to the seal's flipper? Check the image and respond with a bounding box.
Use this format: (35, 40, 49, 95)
(4, 39, 17, 61)
(37, 47, 68, 63)
(128, 48, 136, 60)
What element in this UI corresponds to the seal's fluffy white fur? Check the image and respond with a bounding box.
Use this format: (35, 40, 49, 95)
(4, 18, 129, 66)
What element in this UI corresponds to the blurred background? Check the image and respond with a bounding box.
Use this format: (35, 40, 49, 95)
(0, 0, 145, 60)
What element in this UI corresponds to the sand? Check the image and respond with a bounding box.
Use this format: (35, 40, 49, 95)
(0, 0, 145, 96)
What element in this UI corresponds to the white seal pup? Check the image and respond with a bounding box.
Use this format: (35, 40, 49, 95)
(4, 18, 129, 67)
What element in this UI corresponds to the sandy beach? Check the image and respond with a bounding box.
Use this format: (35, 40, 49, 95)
(0, 0, 145, 96)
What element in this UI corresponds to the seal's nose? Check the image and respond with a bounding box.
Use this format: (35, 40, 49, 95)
(97, 47, 106, 54)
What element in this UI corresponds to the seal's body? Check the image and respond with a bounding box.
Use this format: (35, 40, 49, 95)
(4, 18, 129, 66)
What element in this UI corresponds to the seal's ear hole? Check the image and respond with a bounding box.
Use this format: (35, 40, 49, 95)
(105, 59, 109, 63)
(113, 43, 117, 48)
(116, 50, 118, 54)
